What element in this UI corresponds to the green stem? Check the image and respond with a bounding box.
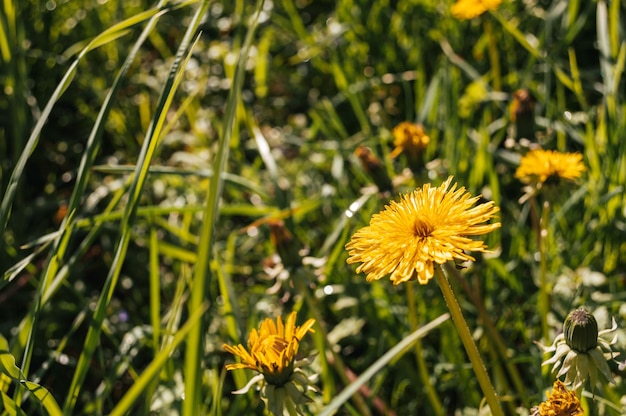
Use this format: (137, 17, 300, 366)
(449, 265, 527, 407)
(435, 264, 504, 416)
(539, 201, 551, 344)
(483, 16, 501, 92)
(406, 282, 445, 416)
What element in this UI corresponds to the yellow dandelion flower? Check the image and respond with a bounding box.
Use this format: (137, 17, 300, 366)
(390, 122, 430, 159)
(345, 176, 500, 285)
(451, 0, 502, 20)
(530, 380, 583, 416)
(515, 149, 585, 185)
(223, 312, 315, 386)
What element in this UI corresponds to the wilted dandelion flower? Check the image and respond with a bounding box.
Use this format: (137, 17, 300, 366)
(355, 145, 393, 192)
(223, 312, 316, 415)
(345, 176, 500, 285)
(509, 89, 535, 140)
(389, 122, 430, 159)
(538, 308, 619, 391)
(451, 0, 502, 20)
(515, 149, 585, 185)
(269, 219, 302, 270)
(530, 380, 583, 416)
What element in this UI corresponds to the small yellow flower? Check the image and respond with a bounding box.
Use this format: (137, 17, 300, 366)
(223, 312, 315, 386)
(224, 312, 317, 415)
(389, 122, 430, 159)
(530, 380, 583, 416)
(345, 176, 500, 285)
(515, 149, 585, 185)
(451, 0, 502, 20)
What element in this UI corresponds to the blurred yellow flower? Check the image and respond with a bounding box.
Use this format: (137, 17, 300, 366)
(390, 122, 430, 159)
(515, 149, 585, 185)
(223, 312, 315, 386)
(451, 0, 502, 20)
(345, 177, 500, 285)
(530, 380, 583, 416)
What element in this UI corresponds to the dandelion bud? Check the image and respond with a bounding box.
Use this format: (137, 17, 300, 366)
(564, 308, 598, 353)
(539, 307, 618, 390)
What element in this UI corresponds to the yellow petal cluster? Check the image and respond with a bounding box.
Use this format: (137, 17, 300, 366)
(345, 177, 500, 285)
(533, 380, 583, 416)
(515, 149, 585, 185)
(223, 312, 315, 386)
(451, 0, 502, 20)
(390, 122, 430, 159)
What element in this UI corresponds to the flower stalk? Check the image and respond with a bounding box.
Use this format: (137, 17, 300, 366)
(406, 282, 445, 416)
(435, 264, 504, 416)
(538, 200, 550, 345)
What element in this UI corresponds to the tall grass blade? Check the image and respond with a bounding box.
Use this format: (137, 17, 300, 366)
(62, 7, 205, 412)
(183, 1, 265, 413)
(318, 314, 449, 416)
(108, 303, 208, 416)
(0, 3, 175, 233)
(0, 334, 62, 416)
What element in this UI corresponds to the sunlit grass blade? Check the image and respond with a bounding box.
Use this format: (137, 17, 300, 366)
(0, 9, 11, 63)
(0, 2, 185, 233)
(183, 1, 264, 413)
(92, 164, 271, 199)
(108, 303, 208, 416)
(62, 8, 205, 413)
(213, 243, 247, 392)
(149, 224, 162, 354)
(0, 334, 62, 416)
(318, 314, 450, 416)
(0, 390, 28, 416)
(13, 0, 169, 390)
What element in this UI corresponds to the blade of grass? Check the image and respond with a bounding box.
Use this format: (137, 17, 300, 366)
(149, 223, 161, 356)
(0, 390, 28, 416)
(183, 1, 265, 413)
(318, 313, 450, 416)
(62, 11, 204, 413)
(109, 303, 208, 416)
(92, 165, 270, 199)
(0, 3, 177, 233)
(0, 334, 62, 416)
(12, 0, 172, 404)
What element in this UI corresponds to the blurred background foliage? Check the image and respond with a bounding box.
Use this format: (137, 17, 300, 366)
(0, 0, 625, 414)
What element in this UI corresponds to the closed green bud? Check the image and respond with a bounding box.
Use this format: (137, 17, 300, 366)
(564, 308, 598, 353)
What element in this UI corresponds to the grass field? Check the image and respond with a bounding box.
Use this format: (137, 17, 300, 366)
(1, 0, 625, 415)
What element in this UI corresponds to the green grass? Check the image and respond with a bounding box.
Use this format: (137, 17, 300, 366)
(1, 0, 625, 414)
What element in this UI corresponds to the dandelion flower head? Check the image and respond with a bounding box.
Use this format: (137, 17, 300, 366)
(390, 122, 430, 159)
(451, 0, 502, 20)
(223, 312, 315, 386)
(345, 177, 500, 285)
(530, 380, 583, 416)
(515, 149, 585, 185)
